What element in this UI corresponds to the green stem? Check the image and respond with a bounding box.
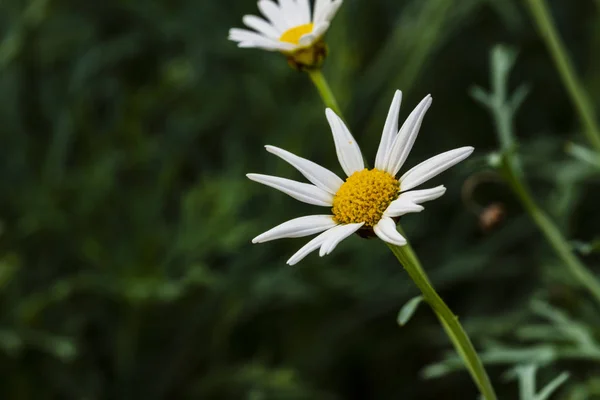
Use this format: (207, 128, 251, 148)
(486, 46, 600, 305)
(388, 242, 498, 400)
(306, 69, 342, 116)
(501, 156, 600, 304)
(524, 0, 600, 151)
(307, 71, 496, 399)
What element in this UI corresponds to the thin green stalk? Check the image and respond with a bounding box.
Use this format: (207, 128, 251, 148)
(524, 0, 600, 151)
(481, 46, 600, 305)
(308, 70, 497, 400)
(388, 243, 498, 400)
(307, 69, 342, 116)
(500, 157, 600, 304)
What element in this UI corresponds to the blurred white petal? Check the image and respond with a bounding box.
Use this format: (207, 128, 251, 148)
(278, 0, 300, 26)
(258, 0, 289, 31)
(296, 0, 311, 24)
(313, 0, 329, 23)
(323, 0, 343, 22)
(243, 15, 280, 38)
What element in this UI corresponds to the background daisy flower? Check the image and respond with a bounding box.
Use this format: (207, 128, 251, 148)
(228, 0, 342, 52)
(248, 90, 474, 265)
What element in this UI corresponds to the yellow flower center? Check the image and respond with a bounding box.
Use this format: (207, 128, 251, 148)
(279, 23, 314, 45)
(332, 169, 400, 227)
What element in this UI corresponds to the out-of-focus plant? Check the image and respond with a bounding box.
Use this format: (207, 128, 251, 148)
(423, 40, 600, 399)
(424, 299, 600, 376)
(507, 364, 569, 400)
(471, 45, 600, 305)
(524, 0, 600, 151)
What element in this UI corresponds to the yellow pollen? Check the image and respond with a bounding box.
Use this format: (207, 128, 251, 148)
(332, 169, 400, 227)
(279, 23, 314, 45)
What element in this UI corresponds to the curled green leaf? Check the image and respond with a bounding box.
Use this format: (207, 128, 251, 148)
(397, 295, 424, 326)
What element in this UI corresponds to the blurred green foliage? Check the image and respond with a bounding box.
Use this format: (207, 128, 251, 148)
(0, 0, 599, 398)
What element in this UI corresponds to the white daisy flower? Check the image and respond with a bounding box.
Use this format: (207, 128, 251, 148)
(228, 0, 342, 53)
(248, 91, 474, 265)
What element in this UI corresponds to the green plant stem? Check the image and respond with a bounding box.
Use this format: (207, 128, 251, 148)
(485, 48, 600, 305)
(306, 69, 342, 116)
(500, 156, 600, 304)
(388, 242, 498, 400)
(307, 70, 497, 400)
(524, 0, 600, 151)
(483, 45, 600, 305)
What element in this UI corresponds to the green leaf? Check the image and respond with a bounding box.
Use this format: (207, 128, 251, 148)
(492, 44, 518, 80)
(510, 84, 531, 112)
(565, 143, 600, 169)
(505, 364, 569, 400)
(535, 372, 569, 400)
(397, 295, 424, 326)
(571, 239, 600, 255)
(470, 86, 492, 107)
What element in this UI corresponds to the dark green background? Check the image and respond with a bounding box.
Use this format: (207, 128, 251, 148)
(1, 0, 599, 398)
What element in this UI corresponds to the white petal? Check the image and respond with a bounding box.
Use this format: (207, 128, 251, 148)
(229, 28, 269, 42)
(237, 39, 294, 52)
(319, 222, 363, 256)
(400, 185, 446, 203)
(298, 22, 329, 46)
(286, 228, 332, 265)
(243, 15, 281, 38)
(385, 95, 432, 175)
(265, 145, 344, 194)
(278, 0, 300, 26)
(252, 215, 337, 243)
(229, 28, 292, 51)
(247, 173, 334, 206)
(383, 198, 424, 218)
(400, 147, 474, 192)
(237, 41, 275, 51)
(374, 90, 402, 170)
(310, 21, 330, 38)
(373, 217, 407, 246)
(313, 0, 329, 23)
(258, 0, 289, 32)
(325, 108, 365, 177)
(298, 33, 317, 46)
(269, 41, 296, 51)
(383, 187, 447, 218)
(323, 0, 343, 22)
(296, 0, 311, 24)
